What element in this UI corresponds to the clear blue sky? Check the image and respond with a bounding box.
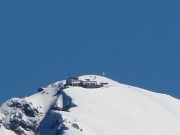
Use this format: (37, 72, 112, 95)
(0, 1, 180, 104)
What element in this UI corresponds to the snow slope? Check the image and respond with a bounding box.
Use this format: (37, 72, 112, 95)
(1, 75, 180, 135)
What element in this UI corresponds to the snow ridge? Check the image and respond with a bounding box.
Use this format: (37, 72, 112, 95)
(0, 75, 180, 135)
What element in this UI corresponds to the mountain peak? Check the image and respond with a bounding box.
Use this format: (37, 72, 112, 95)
(1, 75, 180, 135)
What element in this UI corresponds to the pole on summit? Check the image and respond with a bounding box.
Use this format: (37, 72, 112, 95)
(103, 72, 105, 76)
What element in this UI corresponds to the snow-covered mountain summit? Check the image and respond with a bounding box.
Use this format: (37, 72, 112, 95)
(0, 75, 180, 135)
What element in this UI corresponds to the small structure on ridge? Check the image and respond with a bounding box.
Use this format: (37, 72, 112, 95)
(65, 77, 107, 88)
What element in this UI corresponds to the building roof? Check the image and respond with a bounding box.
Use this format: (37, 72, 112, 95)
(82, 80, 97, 83)
(100, 82, 109, 85)
(68, 77, 79, 80)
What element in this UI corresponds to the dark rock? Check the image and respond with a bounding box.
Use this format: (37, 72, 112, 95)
(52, 105, 62, 111)
(20, 120, 34, 131)
(8, 100, 23, 108)
(72, 123, 79, 129)
(3, 122, 11, 129)
(9, 117, 21, 130)
(24, 104, 35, 117)
(14, 126, 27, 135)
(38, 87, 44, 92)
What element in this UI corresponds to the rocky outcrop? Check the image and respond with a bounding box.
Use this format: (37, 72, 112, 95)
(1, 98, 42, 134)
(37, 87, 44, 92)
(14, 126, 27, 135)
(52, 91, 77, 112)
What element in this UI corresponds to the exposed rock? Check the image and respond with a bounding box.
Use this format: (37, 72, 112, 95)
(52, 91, 77, 112)
(3, 122, 11, 129)
(24, 104, 35, 117)
(9, 117, 21, 130)
(20, 120, 35, 131)
(8, 99, 24, 108)
(72, 123, 79, 129)
(38, 87, 44, 92)
(52, 106, 62, 111)
(1, 99, 42, 134)
(14, 126, 27, 135)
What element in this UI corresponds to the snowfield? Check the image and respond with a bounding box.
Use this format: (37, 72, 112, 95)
(0, 75, 180, 135)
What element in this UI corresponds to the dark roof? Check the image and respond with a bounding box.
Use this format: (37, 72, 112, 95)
(100, 82, 109, 85)
(68, 77, 79, 80)
(82, 80, 97, 83)
(82, 83, 103, 88)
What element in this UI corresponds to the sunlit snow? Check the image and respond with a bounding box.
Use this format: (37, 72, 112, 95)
(0, 75, 180, 135)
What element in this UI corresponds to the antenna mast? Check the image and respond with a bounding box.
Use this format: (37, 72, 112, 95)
(103, 72, 105, 76)
(68, 64, 70, 77)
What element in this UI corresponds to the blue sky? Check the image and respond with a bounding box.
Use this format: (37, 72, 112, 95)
(0, 1, 180, 104)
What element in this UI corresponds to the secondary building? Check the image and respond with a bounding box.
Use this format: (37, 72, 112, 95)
(66, 77, 81, 86)
(65, 77, 106, 88)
